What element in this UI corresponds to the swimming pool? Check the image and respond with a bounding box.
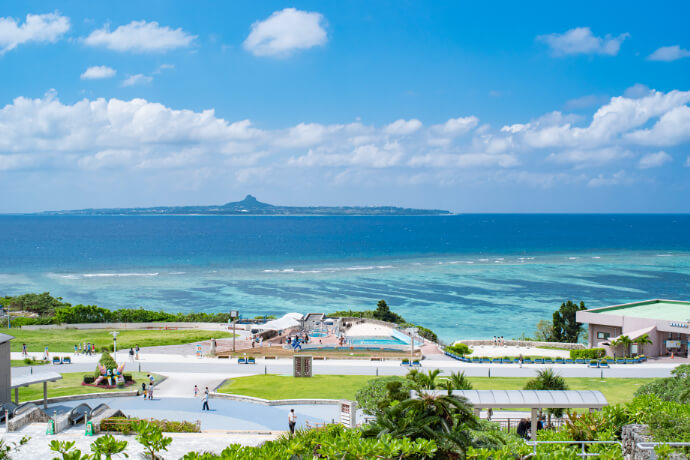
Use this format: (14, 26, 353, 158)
(309, 332, 328, 338)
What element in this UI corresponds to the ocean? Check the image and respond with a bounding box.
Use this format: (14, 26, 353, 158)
(1, 214, 689, 342)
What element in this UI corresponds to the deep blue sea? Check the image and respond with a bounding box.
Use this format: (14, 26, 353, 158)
(1, 215, 689, 342)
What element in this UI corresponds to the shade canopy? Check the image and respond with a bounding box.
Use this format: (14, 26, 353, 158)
(414, 390, 608, 409)
(11, 372, 63, 389)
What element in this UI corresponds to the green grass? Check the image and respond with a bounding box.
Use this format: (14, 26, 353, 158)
(217, 374, 648, 405)
(16, 372, 161, 403)
(11, 359, 48, 367)
(217, 375, 379, 400)
(0, 328, 235, 352)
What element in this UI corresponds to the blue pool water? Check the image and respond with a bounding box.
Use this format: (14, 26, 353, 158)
(1, 214, 689, 341)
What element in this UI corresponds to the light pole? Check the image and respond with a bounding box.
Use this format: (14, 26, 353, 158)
(409, 327, 418, 361)
(230, 310, 239, 353)
(111, 331, 119, 359)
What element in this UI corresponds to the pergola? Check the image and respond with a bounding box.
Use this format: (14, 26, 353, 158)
(415, 390, 609, 441)
(11, 372, 63, 409)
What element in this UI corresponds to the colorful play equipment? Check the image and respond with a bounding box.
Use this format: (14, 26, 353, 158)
(93, 362, 126, 386)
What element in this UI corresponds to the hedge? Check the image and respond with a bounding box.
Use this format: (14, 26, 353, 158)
(100, 417, 199, 433)
(570, 348, 605, 360)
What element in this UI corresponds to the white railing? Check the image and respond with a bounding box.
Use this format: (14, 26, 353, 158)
(526, 440, 621, 458)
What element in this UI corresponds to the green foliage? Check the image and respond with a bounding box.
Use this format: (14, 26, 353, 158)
(635, 364, 690, 403)
(524, 369, 568, 418)
(2, 292, 67, 315)
(363, 393, 479, 458)
(133, 420, 173, 460)
(94, 352, 118, 378)
(100, 417, 199, 434)
(551, 301, 587, 343)
(406, 324, 438, 343)
(355, 376, 416, 415)
(444, 371, 473, 391)
(534, 319, 555, 342)
(569, 348, 605, 360)
(406, 368, 443, 390)
(90, 434, 129, 459)
(446, 343, 472, 355)
(0, 436, 30, 460)
(374, 300, 406, 323)
(183, 425, 437, 459)
(49, 440, 89, 460)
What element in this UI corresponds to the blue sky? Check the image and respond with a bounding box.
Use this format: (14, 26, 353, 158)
(1, 1, 689, 213)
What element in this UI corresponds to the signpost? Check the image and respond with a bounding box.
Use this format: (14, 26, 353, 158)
(230, 310, 239, 352)
(293, 355, 312, 377)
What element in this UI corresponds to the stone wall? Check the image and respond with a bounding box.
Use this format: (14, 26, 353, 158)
(7, 405, 50, 431)
(620, 424, 687, 460)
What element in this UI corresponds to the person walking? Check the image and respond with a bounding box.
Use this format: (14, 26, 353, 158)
(129, 348, 135, 361)
(22, 343, 27, 358)
(147, 384, 154, 400)
(519, 353, 524, 368)
(202, 392, 209, 411)
(73, 344, 78, 355)
(288, 409, 297, 434)
(194, 385, 199, 398)
(135, 345, 140, 360)
(141, 382, 147, 399)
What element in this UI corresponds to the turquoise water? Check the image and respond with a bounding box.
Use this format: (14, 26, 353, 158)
(1, 215, 689, 342)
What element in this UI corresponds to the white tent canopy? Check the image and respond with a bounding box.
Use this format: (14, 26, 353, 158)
(255, 312, 303, 331)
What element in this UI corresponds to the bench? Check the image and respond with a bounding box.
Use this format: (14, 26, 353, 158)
(370, 357, 383, 361)
(62, 357, 71, 364)
(313, 356, 326, 360)
(264, 356, 277, 360)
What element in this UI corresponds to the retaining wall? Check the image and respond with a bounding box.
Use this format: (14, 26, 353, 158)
(7, 405, 50, 431)
(455, 340, 585, 350)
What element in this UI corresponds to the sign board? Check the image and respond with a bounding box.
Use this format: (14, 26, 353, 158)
(230, 310, 239, 319)
(666, 340, 681, 349)
(293, 355, 313, 377)
(340, 400, 357, 428)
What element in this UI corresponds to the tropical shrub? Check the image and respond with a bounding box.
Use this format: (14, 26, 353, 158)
(100, 417, 199, 434)
(634, 364, 690, 403)
(133, 420, 173, 460)
(355, 376, 416, 415)
(446, 343, 472, 356)
(569, 348, 605, 360)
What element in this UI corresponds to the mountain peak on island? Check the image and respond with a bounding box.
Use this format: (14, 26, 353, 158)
(36, 195, 452, 216)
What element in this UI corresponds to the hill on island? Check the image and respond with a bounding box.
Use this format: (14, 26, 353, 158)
(37, 195, 452, 216)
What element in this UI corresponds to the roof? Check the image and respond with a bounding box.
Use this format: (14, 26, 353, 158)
(604, 325, 656, 344)
(588, 299, 690, 322)
(0, 333, 14, 345)
(256, 312, 303, 331)
(414, 390, 608, 409)
(11, 372, 63, 388)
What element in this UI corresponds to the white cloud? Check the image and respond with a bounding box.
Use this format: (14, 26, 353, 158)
(626, 105, 690, 146)
(243, 8, 327, 57)
(638, 151, 671, 169)
(546, 147, 632, 168)
(686, 157, 690, 167)
(588, 170, 627, 187)
(564, 94, 608, 110)
(84, 20, 196, 52)
(0, 12, 70, 54)
(648, 45, 690, 62)
(537, 27, 629, 56)
(80, 65, 116, 80)
(431, 116, 479, 136)
(384, 119, 422, 135)
(623, 84, 652, 99)
(122, 74, 153, 87)
(408, 153, 518, 168)
(289, 143, 403, 169)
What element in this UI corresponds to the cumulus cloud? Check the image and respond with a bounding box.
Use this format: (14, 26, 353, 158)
(638, 151, 671, 169)
(122, 74, 153, 87)
(0, 12, 70, 54)
(384, 119, 422, 135)
(431, 116, 479, 136)
(546, 147, 632, 168)
(537, 27, 629, 56)
(648, 45, 690, 62)
(84, 20, 196, 52)
(588, 170, 628, 187)
(626, 105, 690, 146)
(81, 65, 116, 80)
(408, 153, 518, 169)
(243, 8, 327, 57)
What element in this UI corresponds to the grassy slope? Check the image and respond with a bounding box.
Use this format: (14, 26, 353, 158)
(217, 375, 647, 405)
(17, 372, 161, 403)
(0, 328, 235, 352)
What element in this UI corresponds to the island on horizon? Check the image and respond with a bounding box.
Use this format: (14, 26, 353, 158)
(35, 195, 452, 216)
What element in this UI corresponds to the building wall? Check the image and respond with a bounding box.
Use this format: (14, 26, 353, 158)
(0, 341, 10, 404)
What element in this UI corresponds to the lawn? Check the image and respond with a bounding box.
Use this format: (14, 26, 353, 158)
(11, 358, 48, 367)
(217, 375, 379, 400)
(0, 328, 235, 353)
(217, 375, 648, 405)
(17, 371, 162, 403)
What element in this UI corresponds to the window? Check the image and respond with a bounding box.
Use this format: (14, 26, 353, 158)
(597, 332, 611, 339)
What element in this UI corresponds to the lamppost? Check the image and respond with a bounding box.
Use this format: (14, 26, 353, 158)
(111, 331, 119, 359)
(230, 310, 239, 352)
(409, 327, 419, 361)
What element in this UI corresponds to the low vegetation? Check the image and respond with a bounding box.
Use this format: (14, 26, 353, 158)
(101, 417, 199, 433)
(0, 327, 234, 353)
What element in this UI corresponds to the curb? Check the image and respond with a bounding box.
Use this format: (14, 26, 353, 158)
(210, 392, 340, 406)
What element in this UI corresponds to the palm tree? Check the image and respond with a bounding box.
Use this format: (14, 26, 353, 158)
(524, 369, 568, 422)
(363, 393, 479, 458)
(444, 371, 473, 394)
(610, 335, 632, 358)
(634, 334, 653, 357)
(406, 369, 442, 390)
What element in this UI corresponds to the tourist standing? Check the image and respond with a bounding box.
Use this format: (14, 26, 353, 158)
(74, 344, 78, 355)
(194, 385, 199, 398)
(141, 382, 147, 398)
(288, 409, 297, 434)
(135, 345, 140, 360)
(129, 348, 135, 361)
(519, 354, 524, 368)
(202, 392, 209, 411)
(22, 343, 27, 358)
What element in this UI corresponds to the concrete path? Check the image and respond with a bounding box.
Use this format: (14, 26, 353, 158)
(154, 372, 242, 397)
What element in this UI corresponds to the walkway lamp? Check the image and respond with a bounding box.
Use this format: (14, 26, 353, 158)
(111, 331, 119, 358)
(230, 310, 239, 352)
(408, 327, 419, 361)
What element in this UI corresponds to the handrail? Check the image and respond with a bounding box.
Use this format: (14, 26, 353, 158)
(526, 440, 622, 458)
(636, 442, 690, 460)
